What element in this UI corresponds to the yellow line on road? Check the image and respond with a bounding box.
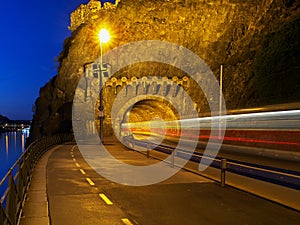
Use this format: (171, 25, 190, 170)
(121, 218, 133, 225)
(71, 145, 76, 153)
(75, 163, 80, 167)
(99, 193, 113, 205)
(86, 178, 95, 186)
(80, 169, 86, 175)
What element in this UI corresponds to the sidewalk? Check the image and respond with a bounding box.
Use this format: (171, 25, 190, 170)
(19, 137, 300, 225)
(19, 146, 61, 225)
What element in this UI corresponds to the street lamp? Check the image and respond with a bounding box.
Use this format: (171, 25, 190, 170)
(98, 28, 110, 142)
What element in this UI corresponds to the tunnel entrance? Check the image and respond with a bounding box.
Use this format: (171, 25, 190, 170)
(114, 96, 180, 141)
(123, 98, 179, 124)
(118, 97, 181, 151)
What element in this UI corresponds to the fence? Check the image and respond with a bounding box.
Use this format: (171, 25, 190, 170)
(0, 133, 74, 225)
(124, 137, 300, 190)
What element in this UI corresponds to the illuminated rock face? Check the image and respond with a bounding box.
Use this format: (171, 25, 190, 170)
(68, 0, 121, 31)
(29, 0, 299, 141)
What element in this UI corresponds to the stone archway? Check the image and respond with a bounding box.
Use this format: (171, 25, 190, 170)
(108, 76, 197, 139)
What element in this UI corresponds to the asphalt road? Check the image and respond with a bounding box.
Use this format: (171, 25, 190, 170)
(46, 140, 300, 225)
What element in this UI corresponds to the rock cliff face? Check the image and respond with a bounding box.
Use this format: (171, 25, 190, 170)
(29, 0, 300, 141)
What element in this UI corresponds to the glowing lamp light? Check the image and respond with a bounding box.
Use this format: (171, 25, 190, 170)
(98, 29, 110, 43)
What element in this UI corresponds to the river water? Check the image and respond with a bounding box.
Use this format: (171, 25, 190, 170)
(0, 131, 29, 196)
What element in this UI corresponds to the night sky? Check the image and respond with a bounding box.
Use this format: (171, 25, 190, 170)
(0, 0, 114, 120)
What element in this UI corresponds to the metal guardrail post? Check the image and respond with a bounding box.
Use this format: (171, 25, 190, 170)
(0, 202, 3, 225)
(6, 170, 18, 225)
(220, 159, 227, 187)
(17, 161, 24, 201)
(171, 149, 175, 168)
(147, 143, 151, 158)
(0, 201, 4, 225)
(0, 200, 12, 225)
(129, 139, 134, 150)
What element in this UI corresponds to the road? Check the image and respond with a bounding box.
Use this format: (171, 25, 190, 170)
(43, 138, 300, 225)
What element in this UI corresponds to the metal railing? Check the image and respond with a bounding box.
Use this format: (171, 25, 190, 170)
(0, 133, 74, 225)
(124, 137, 300, 190)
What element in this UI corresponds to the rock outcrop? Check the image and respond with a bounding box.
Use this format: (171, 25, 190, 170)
(29, 0, 300, 141)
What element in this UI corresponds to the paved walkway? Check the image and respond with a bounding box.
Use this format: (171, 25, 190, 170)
(19, 146, 61, 225)
(20, 137, 300, 225)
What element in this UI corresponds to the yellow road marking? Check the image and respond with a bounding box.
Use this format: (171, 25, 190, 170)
(72, 158, 76, 162)
(121, 218, 133, 225)
(99, 193, 113, 205)
(80, 169, 86, 175)
(86, 178, 95, 186)
(75, 163, 80, 167)
(71, 145, 76, 153)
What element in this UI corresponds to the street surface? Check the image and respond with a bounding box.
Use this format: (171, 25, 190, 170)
(44, 138, 300, 225)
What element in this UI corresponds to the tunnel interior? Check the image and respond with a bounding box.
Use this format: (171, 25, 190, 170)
(123, 98, 179, 124)
(119, 98, 181, 145)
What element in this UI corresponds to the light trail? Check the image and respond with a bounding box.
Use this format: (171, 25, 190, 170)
(121, 109, 300, 151)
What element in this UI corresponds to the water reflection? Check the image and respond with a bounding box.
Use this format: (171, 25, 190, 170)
(14, 132, 16, 150)
(1, 132, 29, 180)
(22, 133, 25, 152)
(5, 133, 8, 156)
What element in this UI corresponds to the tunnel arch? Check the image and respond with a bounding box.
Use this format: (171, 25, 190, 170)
(103, 75, 197, 139)
(111, 95, 181, 139)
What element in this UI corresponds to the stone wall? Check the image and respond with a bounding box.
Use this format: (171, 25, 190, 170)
(74, 72, 192, 136)
(29, 0, 300, 141)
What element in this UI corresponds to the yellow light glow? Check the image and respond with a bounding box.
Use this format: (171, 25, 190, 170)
(98, 29, 110, 43)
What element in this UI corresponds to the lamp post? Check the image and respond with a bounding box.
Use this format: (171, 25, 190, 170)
(98, 28, 110, 142)
(219, 64, 223, 140)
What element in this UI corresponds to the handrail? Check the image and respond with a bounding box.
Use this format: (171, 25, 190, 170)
(0, 133, 74, 225)
(0, 139, 39, 188)
(227, 161, 300, 179)
(124, 137, 300, 190)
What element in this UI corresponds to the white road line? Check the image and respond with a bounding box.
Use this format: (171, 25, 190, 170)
(121, 218, 133, 225)
(99, 193, 113, 205)
(80, 169, 86, 175)
(86, 178, 95, 186)
(75, 163, 80, 168)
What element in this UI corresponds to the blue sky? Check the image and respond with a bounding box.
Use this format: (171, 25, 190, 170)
(0, 0, 113, 120)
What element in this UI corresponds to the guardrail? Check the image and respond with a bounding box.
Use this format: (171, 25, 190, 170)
(0, 133, 74, 225)
(124, 137, 300, 190)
